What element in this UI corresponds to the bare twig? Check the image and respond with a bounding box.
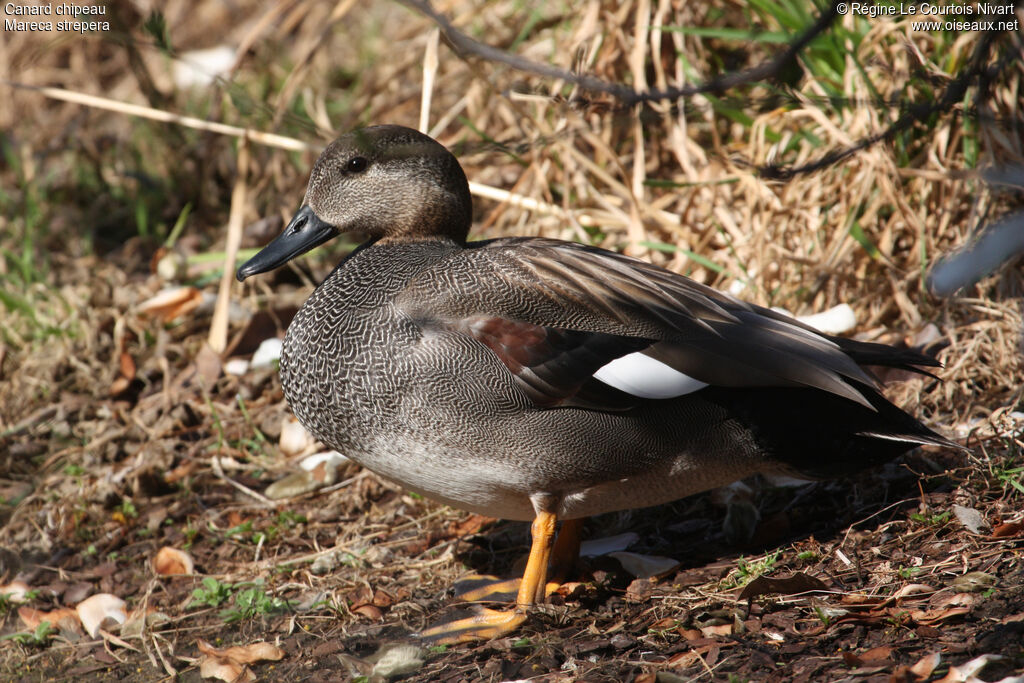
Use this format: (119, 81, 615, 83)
(399, 0, 840, 104)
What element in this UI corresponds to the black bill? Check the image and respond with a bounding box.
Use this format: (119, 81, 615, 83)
(236, 205, 338, 281)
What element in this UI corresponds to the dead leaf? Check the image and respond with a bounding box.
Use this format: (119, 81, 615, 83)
(195, 343, 222, 387)
(165, 459, 200, 484)
(608, 551, 679, 579)
(371, 588, 395, 608)
(911, 652, 942, 678)
(369, 643, 424, 679)
(118, 351, 136, 380)
(152, 546, 194, 576)
(579, 532, 639, 557)
(264, 470, 322, 500)
(909, 605, 971, 626)
(279, 417, 317, 457)
(110, 350, 136, 397)
(197, 638, 284, 683)
(649, 617, 682, 632)
(892, 583, 935, 601)
(991, 519, 1024, 538)
(625, 577, 655, 602)
(699, 623, 733, 637)
(76, 593, 127, 637)
(0, 580, 30, 603)
(121, 608, 170, 638)
(442, 513, 495, 539)
(137, 286, 203, 322)
(950, 572, 996, 593)
(352, 603, 383, 620)
(935, 654, 1006, 683)
(19, 606, 79, 631)
(952, 505, 989, 534)
(738, 572, 829, 601)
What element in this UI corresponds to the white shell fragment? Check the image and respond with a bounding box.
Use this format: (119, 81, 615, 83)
(300, 451, 350, 471)
(279, 417, 317, 456)
(173, 46, 236, 89)
(76, 593, 127, 637)
(579, 532, 639, 557)
(795, 304, 857, 335)
(251, 338, 284, 368)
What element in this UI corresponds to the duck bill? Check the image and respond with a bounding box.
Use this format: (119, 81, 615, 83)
(236, 206, 339, 281)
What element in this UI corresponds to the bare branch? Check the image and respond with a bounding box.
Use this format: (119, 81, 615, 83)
(399, 0, 839, 105)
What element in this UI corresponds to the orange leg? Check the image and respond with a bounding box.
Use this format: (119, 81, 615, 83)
(420, 509, 560, 644)
(453, 516, 586, 603)
(549, 517, 585, 586)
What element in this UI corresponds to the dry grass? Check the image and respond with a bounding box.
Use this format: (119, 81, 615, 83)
(4, 0, 1019, 431)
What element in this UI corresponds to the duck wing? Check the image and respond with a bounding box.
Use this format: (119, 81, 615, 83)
(396, 237, 933, 411)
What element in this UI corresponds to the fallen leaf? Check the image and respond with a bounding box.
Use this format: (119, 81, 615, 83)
(699, 623, 733, 637)
(19, 606, 79, 631)
(935, 653, 1006, 683)
(264, 470, 324, 500)
(991, 519, 1024, 538)
(909, 605, 971, 626)
(137, 286, 203, 322)
(197, 639, 284, 683)
(892, 583, 936, 601)
(121, 608, 170, 638)
(0, 580, 30, 603)
(579, 532, 639, 557)
(952, 505, 990, 534)
(370, 643, 424, 679)
(352, 603, 383, 620)
(911, 652, 941, 678)
(152, 547, 194, 576)
(625, 577, 655, 602)
(371, 588, 395, 608)
(118, 351, 136, 380)
(667, 650, 702, 668)
(76, 593, 127, 637)
(165, 459, 200, 484)
(738, 573, 829, 601)
(279, 417, 317, 457)
(194, 343, 222, 387)
(608, 551, 679, 579)
(950, 572, 996, 593)
(446, 513, 495, 537)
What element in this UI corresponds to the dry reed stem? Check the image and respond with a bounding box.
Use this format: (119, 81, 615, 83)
(209, 137, 250, 353)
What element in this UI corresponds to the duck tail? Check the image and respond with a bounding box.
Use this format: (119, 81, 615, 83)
(832, 336, 943, 379)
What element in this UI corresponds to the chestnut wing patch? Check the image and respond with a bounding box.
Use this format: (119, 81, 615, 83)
(462, 316, 652, 411)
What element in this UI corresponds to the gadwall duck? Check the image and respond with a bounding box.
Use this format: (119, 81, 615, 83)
(237, 125, 959, 642)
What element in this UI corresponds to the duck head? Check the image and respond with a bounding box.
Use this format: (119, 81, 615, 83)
(237, 125, 472, 281)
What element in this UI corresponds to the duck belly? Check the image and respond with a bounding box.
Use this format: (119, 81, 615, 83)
(340, 394, 768, 522)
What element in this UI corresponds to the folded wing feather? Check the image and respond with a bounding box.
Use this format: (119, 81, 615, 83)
(397, 238, 889, 411)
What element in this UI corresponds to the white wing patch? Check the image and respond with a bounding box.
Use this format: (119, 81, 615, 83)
(592, 352, 708, 399)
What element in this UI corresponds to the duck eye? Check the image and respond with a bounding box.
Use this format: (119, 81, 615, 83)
(346, 156, 368, 173)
